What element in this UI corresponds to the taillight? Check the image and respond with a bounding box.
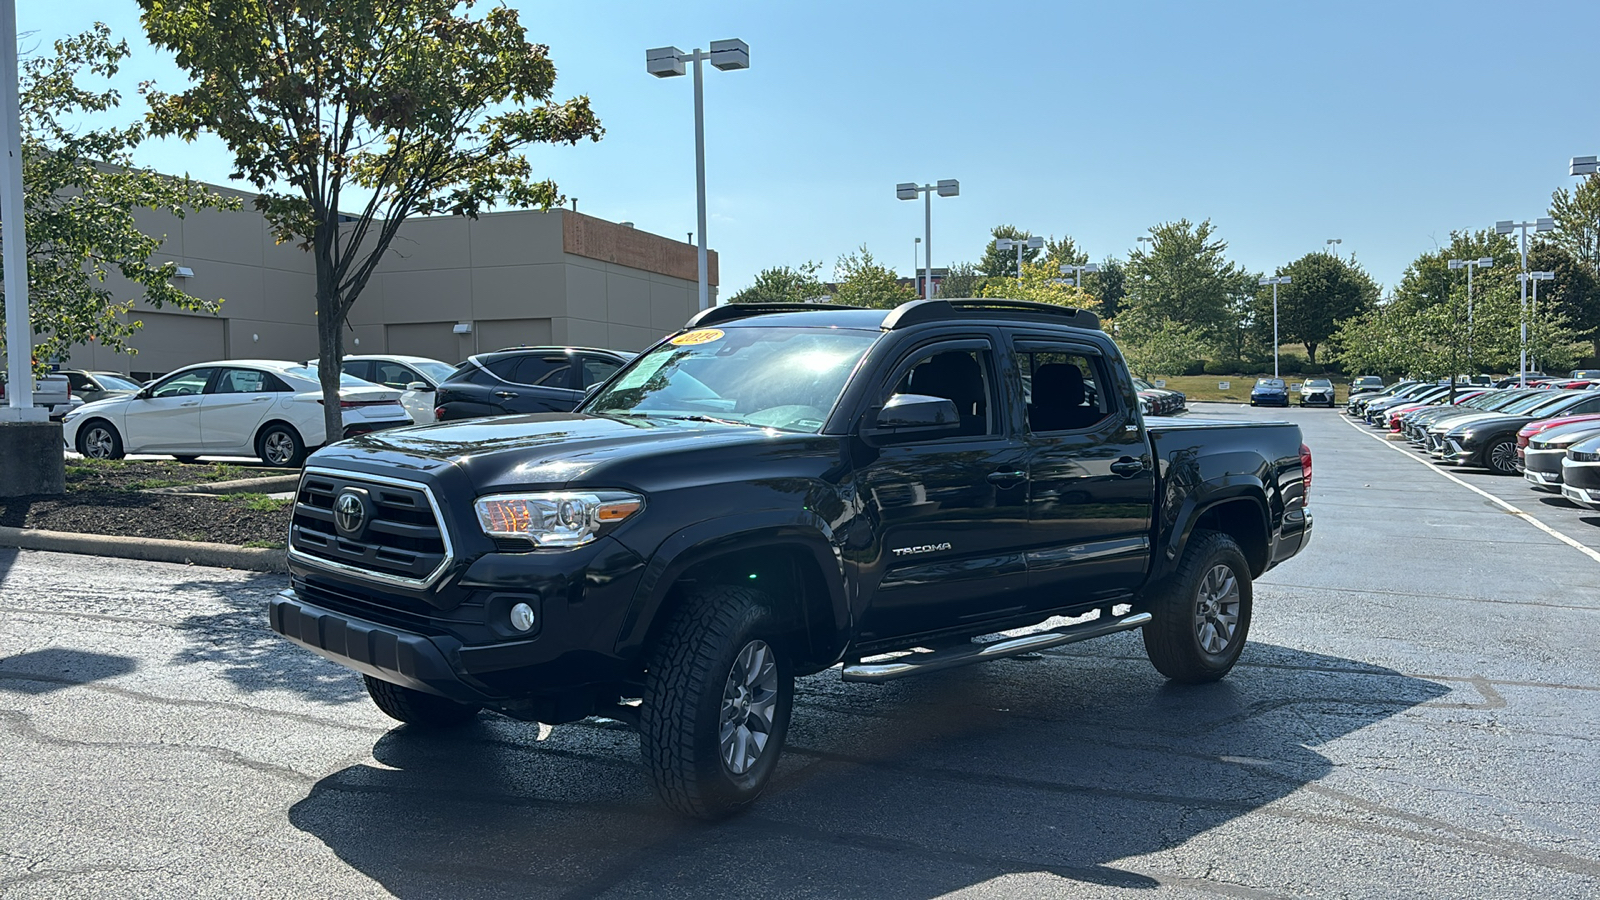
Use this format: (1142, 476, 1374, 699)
(1299, 442, 1312, 505)
(435, 407, 448, 421)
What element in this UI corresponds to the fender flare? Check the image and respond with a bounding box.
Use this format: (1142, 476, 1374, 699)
(613, 510, 849, 661)
(1154, 483, 1271, 583)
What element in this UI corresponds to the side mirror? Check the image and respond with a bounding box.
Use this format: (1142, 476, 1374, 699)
(583, 383, 603, 398)
(404, 381, 432, 392)
(135, 388, 153, 400)
(862, 393, 962, 445)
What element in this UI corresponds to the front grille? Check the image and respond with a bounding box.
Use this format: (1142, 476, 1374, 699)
(289, 468, 452, 588)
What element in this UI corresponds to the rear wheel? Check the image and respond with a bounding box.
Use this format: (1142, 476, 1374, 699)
(1142, 530, 1253, 683)
(257, 423, 306, 468)
(640, 584, 794, 820)
(363, 675, 480, 728)
(1486, 437, 1520, 475)
(75, 420, 124, 460)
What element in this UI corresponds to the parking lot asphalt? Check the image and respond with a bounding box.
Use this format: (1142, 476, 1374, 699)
(2, 406, 1598, 899)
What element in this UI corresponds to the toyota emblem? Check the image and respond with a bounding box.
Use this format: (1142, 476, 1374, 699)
(334, 490, 368, 537)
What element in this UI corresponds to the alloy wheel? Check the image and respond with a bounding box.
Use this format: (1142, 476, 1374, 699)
(719, 639, 779, 776)
(83, 427, 114, 459)
(1488, 440, 1519, 475)
(264, 432, 296, 465)
(1193, 564, 1241, 655)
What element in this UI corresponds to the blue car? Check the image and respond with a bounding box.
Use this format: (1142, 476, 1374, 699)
(1250, 377, 1290, 407)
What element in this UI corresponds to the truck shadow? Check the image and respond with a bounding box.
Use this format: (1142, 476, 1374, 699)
(168, 571, 368, 706)
(286, 638, 1449, 897)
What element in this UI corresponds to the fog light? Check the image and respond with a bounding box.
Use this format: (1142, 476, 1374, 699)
(509, 602, 537, 633)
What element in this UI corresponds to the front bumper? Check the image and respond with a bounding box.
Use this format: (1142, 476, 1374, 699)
(1438, 437, 1478, 466)
(1561, 458, 1600, 508)
(1252, 395, 1289, 406)
(1522, 449, 1565, 490)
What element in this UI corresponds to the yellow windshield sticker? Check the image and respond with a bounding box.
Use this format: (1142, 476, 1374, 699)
(670, 328, 725, 346)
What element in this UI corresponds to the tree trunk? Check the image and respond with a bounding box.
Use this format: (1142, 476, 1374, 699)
(1305, 342, 1318, 365)
(314, 218, 345, 449)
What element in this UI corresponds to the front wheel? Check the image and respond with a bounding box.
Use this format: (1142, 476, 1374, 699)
(1142, 530, 1253, 683)
(75, 420, 125, 460)
(640, 584, 794, 820)
(1485, 437, 1519, 475)
(363, 675, 480, 728)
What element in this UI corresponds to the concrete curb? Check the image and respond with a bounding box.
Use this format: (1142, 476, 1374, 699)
(0, 526, 287, 573)
(145, 474, 300, 496)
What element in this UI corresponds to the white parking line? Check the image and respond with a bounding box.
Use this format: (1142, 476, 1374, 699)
(1342, 416, 1600, 565)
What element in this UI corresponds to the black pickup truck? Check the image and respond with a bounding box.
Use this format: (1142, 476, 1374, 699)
(269, 299, 1312, 818)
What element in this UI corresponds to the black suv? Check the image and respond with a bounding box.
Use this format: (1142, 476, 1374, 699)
(269, 299, 1312, 819)
(433, 347, 632, 421)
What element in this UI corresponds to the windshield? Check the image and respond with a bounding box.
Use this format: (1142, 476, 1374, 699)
(290, 366, 377, 388)
(1304, 379, 1332, 388)
(1255, 379, 1285, 389)
(95, 374, 141, 391)
(585, 326, 880, 433)
(1501, 392, 1571, 414)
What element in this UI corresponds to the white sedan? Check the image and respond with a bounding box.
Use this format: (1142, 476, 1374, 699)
(61, 360, 412, 468)
(320, 354, 458, 424)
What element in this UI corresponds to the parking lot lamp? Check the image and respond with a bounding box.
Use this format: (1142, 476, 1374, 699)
(1259, 275, 1292, 378)
(1059, 263, 1100, 287)
(647, 39, 749, 310)
(1447, 257, 1494, 380)
(995, 236, 1044, 281)
(897, 179, 960, 299)
(1326, 238, 1342, 257)
(1518, 271, 1556, 375)
(1496, 218, 1556, 386)
(1572, 156, 1599, 177)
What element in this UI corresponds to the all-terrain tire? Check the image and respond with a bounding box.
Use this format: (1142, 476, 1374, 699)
(1141, 529, 1253, 683)
(639, 584, 794, 820)
(363, 675, 480, 728)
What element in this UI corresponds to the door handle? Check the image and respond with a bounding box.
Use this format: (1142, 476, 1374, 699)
(1110, 457, 1149, 477)
(180, 401, 199, 407)
(987, 469, 1027, 486)
(251, 396, 271, 401)
(493, 390, 519, 399)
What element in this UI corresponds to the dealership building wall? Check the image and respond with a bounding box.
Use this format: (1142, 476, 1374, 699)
(67, 184, 716, 380)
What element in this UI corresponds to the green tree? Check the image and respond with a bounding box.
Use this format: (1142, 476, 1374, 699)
(977, 225, 1042, 278)
(1529, 240, 1600, 360)
(1117, 316, 1207, 378)
(935, 261, 984, 299)
(1041, 234, 1088, 269)
(976, 260, 1094, 310)
(832, 246, 915, 309)
(1256, 252, 1380, 364)
(1088, 257, 1127, 320)
(1547, 174, 1600, 274)
(0, 25, 232, 370)
(140, 0, 603, 440)
(729, 262, 826, 304)
(1124, 219, 1246, 355)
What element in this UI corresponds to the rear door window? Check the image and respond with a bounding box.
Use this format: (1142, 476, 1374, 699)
(510, 354, 574, 388)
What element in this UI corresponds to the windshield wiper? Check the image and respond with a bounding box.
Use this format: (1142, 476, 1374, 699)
(655, 413, 754, 427)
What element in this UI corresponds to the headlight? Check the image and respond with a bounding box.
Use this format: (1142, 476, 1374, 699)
(474, 491, 644, 548)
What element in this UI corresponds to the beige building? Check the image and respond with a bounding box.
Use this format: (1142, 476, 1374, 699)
(69, 182, 717, 380)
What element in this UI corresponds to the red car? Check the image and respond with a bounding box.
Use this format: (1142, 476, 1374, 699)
(1517, 411, 1600, 454)
(1385, 390, 1491, 431)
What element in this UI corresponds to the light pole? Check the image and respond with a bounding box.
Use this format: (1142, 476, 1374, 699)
(897, 179, 960, 299)
(647, 39, 750, 311)
(1137, 235, 1154, 254)
(913, 237, 921, 294)
(1326, 238, 1342, 257)
(1059, 263, 1100, 287)
(1259, 275, 1292, 378)
(1496, 218, 1555, 386)
(996, 236, 1044, 281)
(1519, 270, 1556, 375)
(1, 0, 38, 421)
(1447, 256, 1494, 380)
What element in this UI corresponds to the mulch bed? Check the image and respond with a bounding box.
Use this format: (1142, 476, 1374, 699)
(1, 460, 292, 548)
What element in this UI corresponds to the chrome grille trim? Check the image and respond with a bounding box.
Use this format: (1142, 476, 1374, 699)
(287, 466, 455, 590)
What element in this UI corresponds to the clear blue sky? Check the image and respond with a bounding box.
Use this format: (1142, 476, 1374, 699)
(22, 0, 1600, 296)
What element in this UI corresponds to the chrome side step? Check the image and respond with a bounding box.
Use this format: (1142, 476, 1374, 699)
(840, 611, 1153, 683)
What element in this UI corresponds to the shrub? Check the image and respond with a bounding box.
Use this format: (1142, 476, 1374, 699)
(1181, 359, 1207, 376)
(1203, 360, 1239, 376)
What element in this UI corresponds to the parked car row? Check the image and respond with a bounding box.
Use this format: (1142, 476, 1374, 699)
(1132, 377, 1186, 416)
(53, 345, 640, 468)
(1347, 377, 1600, 478)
